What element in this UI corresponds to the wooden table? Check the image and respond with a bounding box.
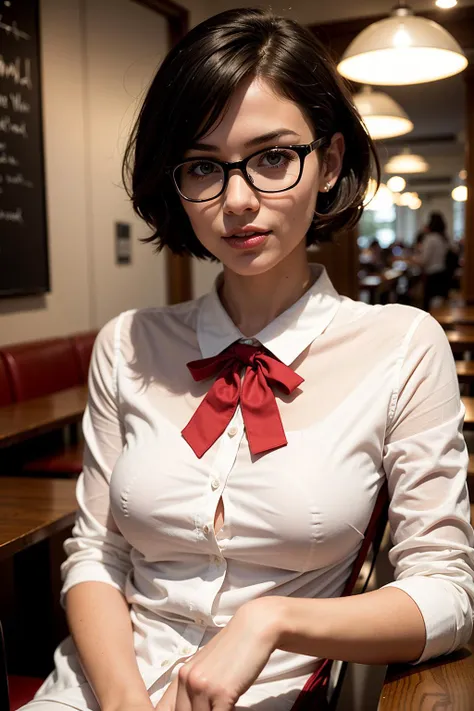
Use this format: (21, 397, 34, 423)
(380, 629, 474, 710)
(0, 385, 87, 449)
(0, 477, 77, 561)
(0, 476, 78, 675)
(431, 305, 474, 327)
(359, 270, 402, 305)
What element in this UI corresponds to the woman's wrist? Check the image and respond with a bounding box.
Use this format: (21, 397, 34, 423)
(236, 596, 290, 651)
(102, 693, 154, 711)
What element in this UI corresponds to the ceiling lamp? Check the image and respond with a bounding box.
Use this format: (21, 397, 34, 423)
(387, 175, 406, 192)
(398, 191, 421, 209)
(436, 0, 457, 8)
(384, 148, 429, 174)
(364, 181, 394, 210)
(408, 195, 422, 209)
(452, 185, 467, 202)
(353, 86, 413, 139)
(338, 2, 467, 86)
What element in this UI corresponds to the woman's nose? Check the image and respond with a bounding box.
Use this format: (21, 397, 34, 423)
(222, 170, 260, 215)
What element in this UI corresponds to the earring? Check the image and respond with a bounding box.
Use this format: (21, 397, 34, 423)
(325, 182, 331, 192)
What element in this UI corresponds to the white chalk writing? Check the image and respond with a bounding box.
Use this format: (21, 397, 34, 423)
(0, 207, 23, 223)
(9, 93, 30, 113)
(0, 150, 19, 166)
(5, 172, 33, 188)
(0, 55, 32, 90)
(0, 15, 30, 42)
(0, 115, 28, 138)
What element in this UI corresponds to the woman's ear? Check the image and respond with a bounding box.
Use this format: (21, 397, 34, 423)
(318, 132, 345, 192)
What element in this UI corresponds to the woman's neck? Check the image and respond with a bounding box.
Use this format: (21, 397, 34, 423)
(219, 249, 315, 337)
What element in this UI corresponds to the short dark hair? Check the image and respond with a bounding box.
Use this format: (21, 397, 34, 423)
(123, 7, 380, 260)
(428, 211, 447, 237)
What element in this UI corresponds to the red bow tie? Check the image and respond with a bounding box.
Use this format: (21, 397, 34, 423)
(182, 342, 304, 458)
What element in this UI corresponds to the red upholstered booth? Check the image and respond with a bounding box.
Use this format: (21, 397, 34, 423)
(8, 676, 44, 711)
(0, 338, 85, 476)
(0, 338, 82, 402)
(70, 331, 98, 384)
(0, 355, 13, 407)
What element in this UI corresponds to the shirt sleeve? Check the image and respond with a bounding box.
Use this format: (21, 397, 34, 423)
(60, 314, 132, 603)
(381, 311, 474, 665)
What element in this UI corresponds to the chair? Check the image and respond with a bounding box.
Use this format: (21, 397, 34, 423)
(290, 481, 390, 710)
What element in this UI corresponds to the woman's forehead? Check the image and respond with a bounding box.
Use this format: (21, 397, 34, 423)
(197, 77, 312, 150)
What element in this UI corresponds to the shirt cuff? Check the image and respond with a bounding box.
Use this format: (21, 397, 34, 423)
(382, 577, 464, 664)
(60, 561, 129, 608)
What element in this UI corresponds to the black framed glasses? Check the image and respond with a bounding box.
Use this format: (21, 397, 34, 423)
(169, 137, 327, 203)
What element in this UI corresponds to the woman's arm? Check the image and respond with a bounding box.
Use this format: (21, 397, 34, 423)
(66, 582, 152, 710)
(266, 313, 474, 667)
(60, 316, 152, 710)
(250, 586, 426, 665)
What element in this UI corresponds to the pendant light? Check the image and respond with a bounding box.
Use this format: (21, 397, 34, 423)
(384, 147, 429, 174)
(353, 86, 413, 140)
(338, 2, 467, 86)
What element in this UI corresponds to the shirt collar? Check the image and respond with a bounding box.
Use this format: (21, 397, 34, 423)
(197, 264, 342, 366)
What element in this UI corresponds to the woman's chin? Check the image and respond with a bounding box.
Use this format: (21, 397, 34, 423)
(221, 249, 284, 277)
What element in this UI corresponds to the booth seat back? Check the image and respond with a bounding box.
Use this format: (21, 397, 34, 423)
(0, 355, 13, 406)
(0, 338, 82, 402)
(70, 331, 98, 384)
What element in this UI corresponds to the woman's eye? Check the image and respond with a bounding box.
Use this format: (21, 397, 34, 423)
(188, 161, 217, 177)
(259, 150, 294, 168)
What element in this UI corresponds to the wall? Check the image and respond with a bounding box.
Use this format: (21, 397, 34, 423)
(0, 0, 214, 346)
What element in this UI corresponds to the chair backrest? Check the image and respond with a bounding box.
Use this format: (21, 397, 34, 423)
(0, 355, 13, 407)
(0, 338, 82, 402)
(69, 331, 98, 384)
(290, 482, 390, 711)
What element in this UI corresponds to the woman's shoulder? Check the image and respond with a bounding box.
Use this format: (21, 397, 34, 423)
(93, 298, 204, 360)
(337, 297, 446, 353)
(341, 296, 429, 331)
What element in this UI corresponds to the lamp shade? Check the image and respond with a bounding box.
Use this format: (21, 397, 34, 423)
(353, 86, 413, 139)
(384, 148, 429, 173)
(338, 6, 467, 85)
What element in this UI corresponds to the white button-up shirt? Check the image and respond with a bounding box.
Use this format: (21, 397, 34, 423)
(34, 264, 474, 710)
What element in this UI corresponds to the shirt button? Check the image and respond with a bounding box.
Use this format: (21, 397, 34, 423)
(241, 338, 256, 345)
(197, 616, 207, 626)
(211, 555, 224, 565)
(161, 659, 170, 667)
(227, 426, 238, 437)
(211, 478, 220, 490)
(181, 646, 193, 655)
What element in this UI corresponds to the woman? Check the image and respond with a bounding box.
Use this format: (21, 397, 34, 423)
(419, 212, 450, 310)
(24, 8, 474, 711)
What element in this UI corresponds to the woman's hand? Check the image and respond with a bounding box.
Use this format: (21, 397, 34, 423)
(154, 597, 284, 711)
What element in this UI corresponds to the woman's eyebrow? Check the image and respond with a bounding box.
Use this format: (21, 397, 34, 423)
(189, 129, 301, 152)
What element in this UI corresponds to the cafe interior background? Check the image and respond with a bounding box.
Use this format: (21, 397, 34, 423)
(1, 0, 473, 342)
(1, 1, 474, 710)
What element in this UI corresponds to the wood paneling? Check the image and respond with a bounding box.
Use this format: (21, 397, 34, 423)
(133, 0, 192, 304)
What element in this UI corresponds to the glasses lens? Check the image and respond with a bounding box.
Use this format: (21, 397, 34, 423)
(175, 160, 224, 201)
(246, 148, 301, 192)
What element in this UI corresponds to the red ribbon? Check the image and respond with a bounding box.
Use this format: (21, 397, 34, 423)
(182, 342, 304, 458)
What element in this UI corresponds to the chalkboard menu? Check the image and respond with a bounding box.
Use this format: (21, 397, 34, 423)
(0, 0, 49, 296)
